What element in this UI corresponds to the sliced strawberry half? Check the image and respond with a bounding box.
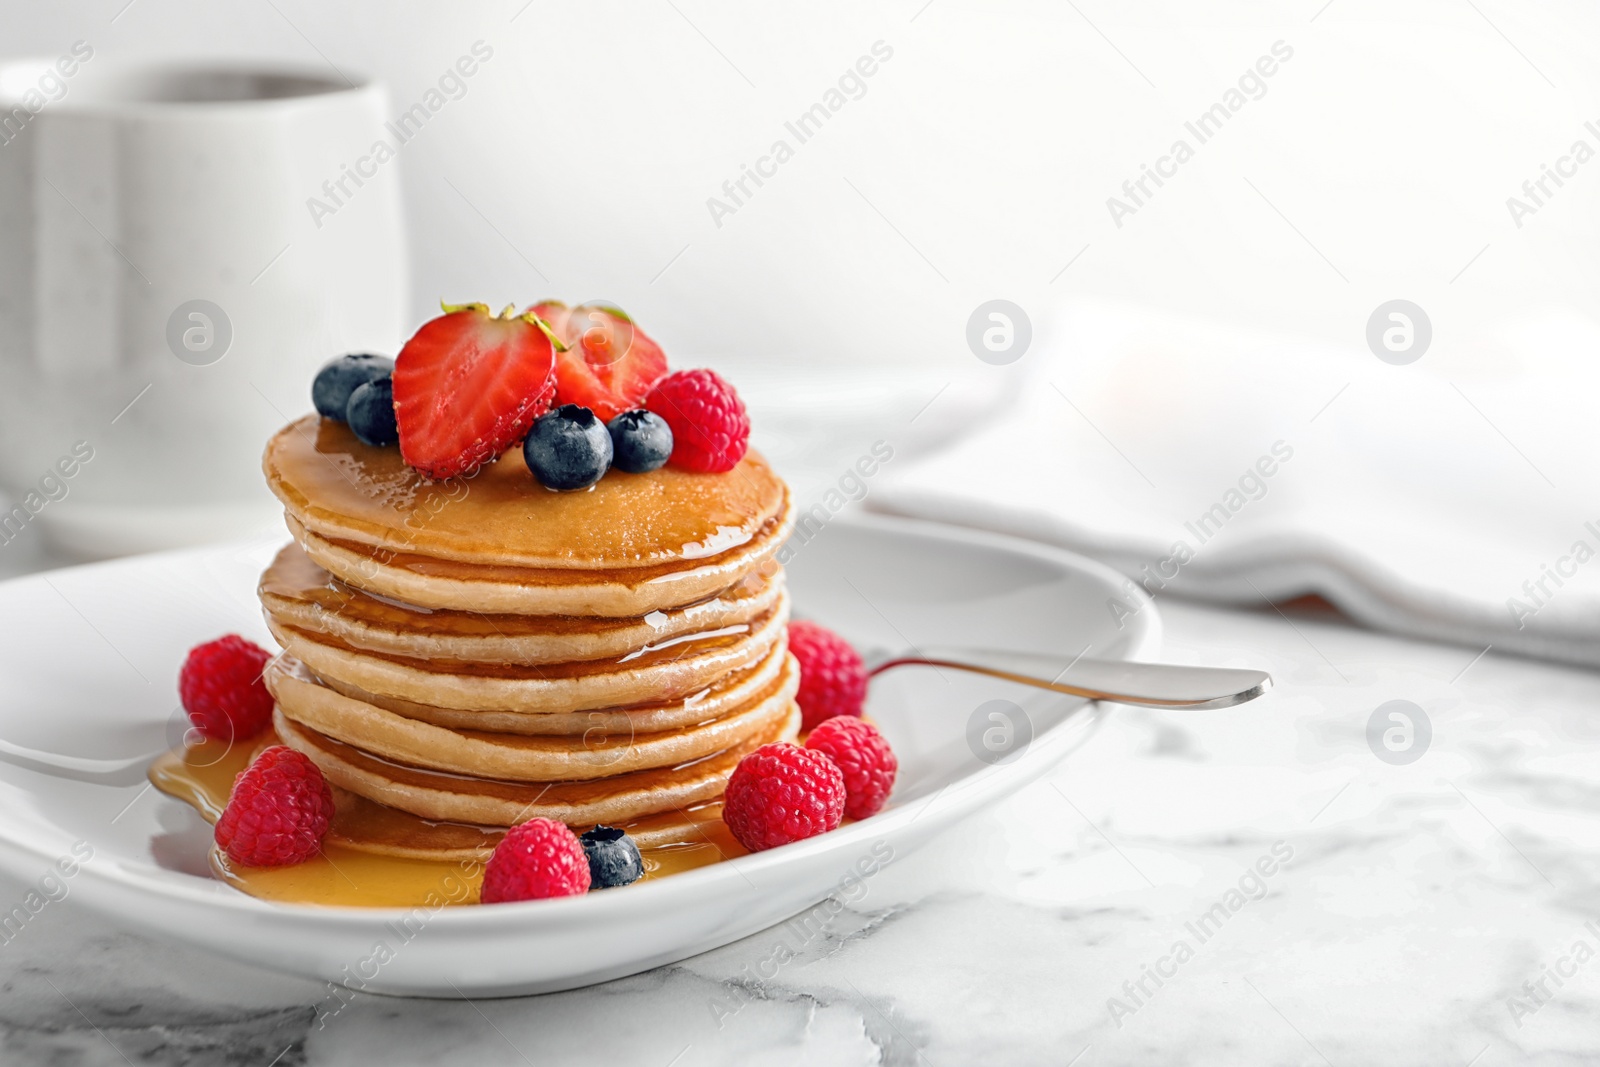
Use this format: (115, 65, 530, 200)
(530, 300, 669, 423)
(393, 302, 560, 479)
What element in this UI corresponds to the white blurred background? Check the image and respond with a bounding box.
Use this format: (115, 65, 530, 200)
(5, 0, 1600, 652)
(6, 0, 1596, 348)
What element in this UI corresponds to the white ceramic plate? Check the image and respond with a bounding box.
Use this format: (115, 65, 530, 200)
(0, 514, 1158, 997)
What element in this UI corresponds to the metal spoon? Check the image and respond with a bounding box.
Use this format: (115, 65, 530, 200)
(869, 648, 1271, 710)
(0, 652, 1267, 786)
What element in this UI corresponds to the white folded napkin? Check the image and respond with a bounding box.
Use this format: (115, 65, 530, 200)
(871, 299, 1600, 669)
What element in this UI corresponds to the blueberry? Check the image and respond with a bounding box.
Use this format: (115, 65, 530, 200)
(523, 404, 612, 490)
(345, 377, 398, 447)
(312, 353, 393, 420)
(606, 409, 673, 474)
(580, 825, 644, 889)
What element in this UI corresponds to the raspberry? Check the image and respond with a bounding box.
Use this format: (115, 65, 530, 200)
(481, 818, 591, 903)
(722, 743, 845, 852)
(214, 746, 335, 867)
(787, 620, 867, 731)
(643, 369, 750, 473)
(179, 635, 275, 742)
(806, 717, 897, 820)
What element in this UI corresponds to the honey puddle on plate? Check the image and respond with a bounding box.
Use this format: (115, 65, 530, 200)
(149, 739, 741, 907)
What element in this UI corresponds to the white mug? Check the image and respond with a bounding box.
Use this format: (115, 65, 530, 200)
(0, 55, 407, 557)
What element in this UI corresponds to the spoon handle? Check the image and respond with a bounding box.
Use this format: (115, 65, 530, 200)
(869, 648, 1271, 710)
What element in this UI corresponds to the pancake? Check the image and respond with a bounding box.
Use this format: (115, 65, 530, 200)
(266, 589, 788, 713)
(268, 652, 799, 781)
(311, 640, 791, 736)
(286, 510, 792, 618)
(264, 414, 788, 570)
(260, 540, 785, 663)
(276, 703, 800, 827)
(323, 788, 731, 859)
(161, 727, 734, 861)
(234, 412, 800, 881)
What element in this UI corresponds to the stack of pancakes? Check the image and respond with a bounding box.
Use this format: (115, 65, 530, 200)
(256, 415, 796, 859)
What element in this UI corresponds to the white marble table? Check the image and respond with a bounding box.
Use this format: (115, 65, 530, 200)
(2, 587, 1594, 1065)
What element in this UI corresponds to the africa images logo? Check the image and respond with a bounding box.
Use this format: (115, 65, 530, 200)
(705, 41, 895, 228)
(1105, 40, 1294, 229)
(305, 41, 494, 228)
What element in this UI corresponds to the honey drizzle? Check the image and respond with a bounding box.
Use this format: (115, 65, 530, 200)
(149, 740, 742, 907)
